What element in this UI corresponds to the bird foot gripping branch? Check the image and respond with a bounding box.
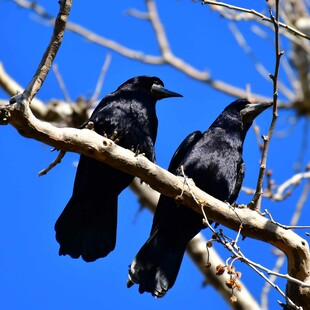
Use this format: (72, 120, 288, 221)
(127, 99, 273, 298)
(0, 94, 22, 125)
(0, 93, 28, 126)
(0, 107, 10, 125)
(55, 76, 183, 263)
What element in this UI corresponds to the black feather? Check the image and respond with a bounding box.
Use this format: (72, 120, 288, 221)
(128, 99, 271, 297)
(55, 76, 182, 262)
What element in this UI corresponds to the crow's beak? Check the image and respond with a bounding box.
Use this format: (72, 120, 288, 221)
(151, 84, 183, 100)
(241, 101, 272, 122)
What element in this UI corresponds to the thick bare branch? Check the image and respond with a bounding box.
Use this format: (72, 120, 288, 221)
(261, 181, 310, 309)
(0, 99, 309, 307)
(3, 1, 310, 308)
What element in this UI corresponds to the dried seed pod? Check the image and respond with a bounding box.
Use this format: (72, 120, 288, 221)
(230, 295, 238, 303)
(216, 264, 225, 276)
(227, 265, 235, 274)
(206, 240, 213, 248)
(225, 279, 233, 289)
(235, 271, 242, 279)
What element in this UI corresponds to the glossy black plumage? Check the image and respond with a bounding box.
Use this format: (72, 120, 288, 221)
(55, 76, 182, 262)
(127, 99, 271, 297)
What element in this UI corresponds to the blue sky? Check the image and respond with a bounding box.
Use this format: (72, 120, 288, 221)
(0, 1, 309, 309)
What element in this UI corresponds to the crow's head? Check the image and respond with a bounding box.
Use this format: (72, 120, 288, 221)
(117, 76, 183, 100)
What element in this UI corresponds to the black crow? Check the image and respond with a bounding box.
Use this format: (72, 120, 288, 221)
(127, 99, 271, 297)
(55, 76, 182, 262)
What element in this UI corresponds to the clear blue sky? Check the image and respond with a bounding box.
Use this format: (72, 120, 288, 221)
(0, 1, 309, 309)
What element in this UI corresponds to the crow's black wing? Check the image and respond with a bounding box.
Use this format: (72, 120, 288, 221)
(168, 130, 203, 173)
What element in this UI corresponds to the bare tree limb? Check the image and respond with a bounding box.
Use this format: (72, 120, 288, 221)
(2, 1, 310, 308)
(248, 3, 281, 212)
(0, 62, 48, 116)
(273, 171, 310, 201)
(89, 53, 112, 104)
(228, 22, 295, 101)
(202, 0, 310, 40)
(38, 149, 66, 176)
(0, 63, 90, 127)
(0, 99, 309, 307)
(242, 168, 310, 202)
(52, 64, 72, 103)
(23, 0, 72, 103)
(130, 179, 261, 310)
(261, 181, 310, 309)
(10, 0, 278, 103)
(261, 252, 286, 310)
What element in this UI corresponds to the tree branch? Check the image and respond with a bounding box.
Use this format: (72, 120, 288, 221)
(0, 98, 309, 308)
(248, 3, 281, 212)
(130, 179, 261, 310)
(261, 181, 310, 309)
(0, 62, 48, 116)
(23, 0, 72, 103)
(10, 0, 277, 104)
(202, 0, 310, 40)
(0, 63, 90, 127)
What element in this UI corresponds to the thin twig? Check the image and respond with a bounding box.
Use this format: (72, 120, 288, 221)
(260, 181, 310, 309)
(261, 254, 286, 310)
(234, 224, 243, 246)
(38, 150, 67, 176)
(10, 0, 277, 103)
(264, 209, 310, 230)
(23, 0, 72, 103)
(249, 2, 281, 211)
(273, 171, 310, 200)
(126, 8, 150, 20)
(129, 179, 261, 310)
(3, 93, 310, 307)
(243, 257, 303, 310)
(11, 0, 52, 18)
(89, 53, 112, 103)
(0, 62, 48, 116)
(228, 22, 295, 101)
(52, 64, 72, 103)
(200, 203, 307, 309)
(202, 0, 310, 40)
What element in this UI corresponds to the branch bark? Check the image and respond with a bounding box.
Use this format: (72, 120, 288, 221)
(2, 1, 310, 308)
(1, 98, 309, 308)
(23, 0, 72, 103)
(0, 63, 89, 127)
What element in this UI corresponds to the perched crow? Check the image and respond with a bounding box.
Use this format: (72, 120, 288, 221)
(127, 99, 271, 297)
(55, 76, 182, 262)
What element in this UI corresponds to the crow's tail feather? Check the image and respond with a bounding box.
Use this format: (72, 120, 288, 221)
(127, 228, 187, 298)
(55, 194, 117, 262)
